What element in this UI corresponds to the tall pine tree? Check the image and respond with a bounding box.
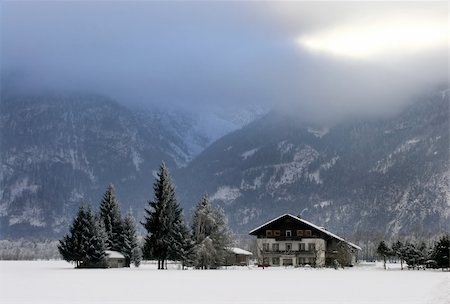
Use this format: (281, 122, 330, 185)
(99, 184, 124, 252)
(142, 162, 189, 269)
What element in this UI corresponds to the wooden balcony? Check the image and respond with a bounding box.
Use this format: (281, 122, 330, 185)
(274, 236, 304, 241)
(261, 249, 313, 254)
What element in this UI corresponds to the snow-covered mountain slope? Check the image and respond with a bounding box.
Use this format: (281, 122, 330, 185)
(0, 93, 181, 237)
(175, 90, 450, 238)
(0, 92, 267, 238)
(136, 103, 269, 166)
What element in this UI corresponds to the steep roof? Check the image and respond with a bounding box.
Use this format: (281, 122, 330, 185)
(249, 213, 362, 250)
(105, 250, 125, 259)
(226, 247, 253, 256)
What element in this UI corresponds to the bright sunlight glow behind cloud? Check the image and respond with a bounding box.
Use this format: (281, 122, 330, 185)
(298, 16, 448, 60)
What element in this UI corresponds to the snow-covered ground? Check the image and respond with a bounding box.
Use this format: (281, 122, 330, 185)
(0, 261, 448, 304)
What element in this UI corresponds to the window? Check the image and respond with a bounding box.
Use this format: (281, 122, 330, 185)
(298, 257, 305, 264)
(299, 243, 305, 251)
(305, 230, 312, 237)
(272, 243, 279, 251)
(285, 243, 292, 251)
(266, 230, 273, 237)
(297, 230, 303, 236)
(263, 243, 270, 251)
(309, 243, 316, 252)
(273, 230, 281, 237)
(272, 257, 280, 265)
(286, 230, 292, 237)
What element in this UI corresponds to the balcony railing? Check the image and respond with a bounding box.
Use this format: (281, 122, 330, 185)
(275, 236, 303, 241)
(261, 249, 313, 254)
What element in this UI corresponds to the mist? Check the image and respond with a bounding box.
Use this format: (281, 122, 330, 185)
(1, 1, 447, 123)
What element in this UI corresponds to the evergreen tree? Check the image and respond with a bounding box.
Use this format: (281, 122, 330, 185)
(391, 240, 405, 270)
(58, 205, 106, 268)
(191, 194, 232, 269)
(142, 162, 187, 269)
(376, 241, 391, 270)
(83, 207, 107, 267)
(99, 184, 124, 252)
(402, 242, 423, 269)
(432, 235, 449, 270)
(122, 210, 141, 267)
(58, 205, 90, 267)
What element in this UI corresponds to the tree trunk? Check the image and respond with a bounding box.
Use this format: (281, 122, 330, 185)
(383, 257, 386, 270)
(158, 260, 160, 269)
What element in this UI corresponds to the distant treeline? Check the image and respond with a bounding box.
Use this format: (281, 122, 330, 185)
(376, 236, 449, 270)
(0, 239, 60, 260)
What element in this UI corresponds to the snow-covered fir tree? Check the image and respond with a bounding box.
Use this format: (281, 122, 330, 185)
(84, 207, 108, 267)
(142, 162, 190, 269)
(122, 210, 142, 267)
(99, 184, 124, 252)
(58, 205, 107, 268)
(191, 194, 232, 269)
(58, 205, 90, 267)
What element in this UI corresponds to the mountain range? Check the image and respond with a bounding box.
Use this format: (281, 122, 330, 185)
(0, 89, 448, 239)
(176, 89, 449, 238)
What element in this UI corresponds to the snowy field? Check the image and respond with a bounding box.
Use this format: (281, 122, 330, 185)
(0, 261, 448, 304)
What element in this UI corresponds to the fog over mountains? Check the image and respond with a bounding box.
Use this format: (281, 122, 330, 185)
(0, 90, 267, 237)
(1, 1, 448, 240)
(176, 89, 449, 238)
(0, 88, 448, 238)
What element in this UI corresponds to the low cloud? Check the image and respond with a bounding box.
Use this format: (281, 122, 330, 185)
(1, 1, 447, 123)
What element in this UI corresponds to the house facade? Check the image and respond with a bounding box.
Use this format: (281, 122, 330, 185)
(249, 214, 361, 267)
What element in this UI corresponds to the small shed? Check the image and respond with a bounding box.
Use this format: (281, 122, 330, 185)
(105, 250, 126, 268)
(225, 247, 253, 266)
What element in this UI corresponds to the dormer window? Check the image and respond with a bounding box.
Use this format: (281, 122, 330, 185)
(286, 230, 292, 237)
(266, 230, 273, 237)
(305, 230, 312, 237)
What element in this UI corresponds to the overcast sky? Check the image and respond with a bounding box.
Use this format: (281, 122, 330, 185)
(1, 1, 448, 123)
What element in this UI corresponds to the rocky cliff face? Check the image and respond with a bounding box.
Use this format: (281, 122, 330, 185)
(175, 90, 449, 238)
(0, 92, 267, 237)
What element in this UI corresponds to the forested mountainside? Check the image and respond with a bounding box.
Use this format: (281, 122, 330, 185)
(0, 91, 266, 238)
(1, 89, 448, 239)
(175, 90, 449, 238)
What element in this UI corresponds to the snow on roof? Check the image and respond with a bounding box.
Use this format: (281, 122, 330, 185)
(105, 250, 125, 259)
(226, 247, 253, 256)
(248, 213, 362, 251)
